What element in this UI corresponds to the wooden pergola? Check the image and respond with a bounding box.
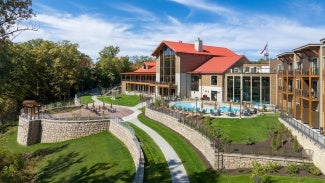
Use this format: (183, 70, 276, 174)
(22, 100, 41, 119)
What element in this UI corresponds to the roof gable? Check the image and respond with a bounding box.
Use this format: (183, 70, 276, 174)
(152, 40, 237, 57)
(189, 55, 245, 74)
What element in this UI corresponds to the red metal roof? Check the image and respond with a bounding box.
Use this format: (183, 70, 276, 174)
(189, 55, 244, 74)
(122, 61, 156, 75)
(152, 40, 237, 57)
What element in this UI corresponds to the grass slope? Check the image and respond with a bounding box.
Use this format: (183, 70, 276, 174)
(129, 123, 171, 183)
(1, 127, 135, 182)
(79, 94, 94, 104)
(212, 113, 282, 143)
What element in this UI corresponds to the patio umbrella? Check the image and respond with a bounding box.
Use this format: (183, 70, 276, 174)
(201, 101, 203, 110)
(214, 101, 217, 110)
(229, 102, 232, 113)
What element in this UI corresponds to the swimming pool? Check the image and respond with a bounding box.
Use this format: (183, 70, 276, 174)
(172, 101, 240, 114)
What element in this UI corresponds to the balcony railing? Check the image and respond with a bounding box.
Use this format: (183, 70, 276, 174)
(280, 112, 325, 149)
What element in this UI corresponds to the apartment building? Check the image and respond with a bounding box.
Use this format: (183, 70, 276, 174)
(278, 38, 325, 134)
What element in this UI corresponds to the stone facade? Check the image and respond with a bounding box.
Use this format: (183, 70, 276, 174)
(146, 108, 312, 170)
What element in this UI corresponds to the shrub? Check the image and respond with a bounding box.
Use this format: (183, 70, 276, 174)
(265, 162, 281, 173)
(287, 163, 299, 175)
(293, 136, 299, 152)
(245, 136, 255, 145)
(251, 161, 270, 183)
(303, 163, 322, 176)
(271, 135, 277, 151)
(277, 132, 283, 148)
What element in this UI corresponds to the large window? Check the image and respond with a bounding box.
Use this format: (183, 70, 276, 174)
(211, 76, 217, 85)
(252, 77, 260, 102)
(227, 76, 233, 101)
(191, 75, 199, 91)
(243, 76, 251, 101)
(159, 47, 175, 83)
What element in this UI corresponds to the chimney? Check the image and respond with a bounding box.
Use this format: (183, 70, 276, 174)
(195, 38, 203, 52)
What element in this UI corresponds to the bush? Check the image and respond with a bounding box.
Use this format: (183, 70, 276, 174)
(302, 163, 322, 176)
(287, 163, 299, 175)
(265, 162, 281, 173)
(245, 136, 255, 145)
(251, 161, 271, 183)
(293, 136, 299, 152)
(271, 135, 277, 151)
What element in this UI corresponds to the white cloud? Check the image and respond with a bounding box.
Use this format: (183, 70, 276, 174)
(14, 2, 325, 62)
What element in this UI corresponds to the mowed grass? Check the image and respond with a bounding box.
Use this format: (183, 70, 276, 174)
(79, 94, 94, 104)
(1, 127, 135, 183)
(128, 123, 171, 183)
(98, 94, 140, 107)
(138, 113, 218, 183)
(212, 113, 282, 144)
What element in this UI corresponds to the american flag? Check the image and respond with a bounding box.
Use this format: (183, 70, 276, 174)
(260, 42, 268, 55)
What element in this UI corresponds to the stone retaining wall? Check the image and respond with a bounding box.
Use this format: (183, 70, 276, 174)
(221, 153, 310, 169)
(17, 117, 41, 146)
(40, 119, 110, 143)
(109, 120, 144, 182)
(279, 118, 325, 174)
(146, 108, 311, 170)
(145, 108, 216, 168)
(17, 117, 110, 144)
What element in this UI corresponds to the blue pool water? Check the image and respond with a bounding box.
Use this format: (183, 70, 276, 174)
(173, 101, 240, 114)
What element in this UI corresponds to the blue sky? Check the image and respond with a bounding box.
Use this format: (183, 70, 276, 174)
(15, 0, 325, 61)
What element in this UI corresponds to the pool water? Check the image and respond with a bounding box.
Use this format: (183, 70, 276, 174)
(173, 101, 240, 114)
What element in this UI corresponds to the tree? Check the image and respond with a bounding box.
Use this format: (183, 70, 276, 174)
(0, 0, 36, 127)
(96, 46, 132, 87)
(0, 0, 36, 41)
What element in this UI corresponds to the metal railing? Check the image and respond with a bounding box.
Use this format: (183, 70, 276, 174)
(280, 112, 325, 149)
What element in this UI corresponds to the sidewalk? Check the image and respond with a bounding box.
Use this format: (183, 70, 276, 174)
(91, 96, 190, 183)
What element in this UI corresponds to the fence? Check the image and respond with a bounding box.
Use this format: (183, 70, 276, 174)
(280, 112, 325, 149)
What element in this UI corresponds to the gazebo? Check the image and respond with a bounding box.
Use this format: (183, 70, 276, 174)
(22, 100, 41, 120)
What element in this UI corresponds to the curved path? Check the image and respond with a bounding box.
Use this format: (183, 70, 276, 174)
(91, 96, 190, 183)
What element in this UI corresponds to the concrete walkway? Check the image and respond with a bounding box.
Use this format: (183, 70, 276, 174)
(91, 96, 190, 183)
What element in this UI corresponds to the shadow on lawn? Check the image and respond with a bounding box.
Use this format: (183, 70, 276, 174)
(60, 163, 134, 183)
(36, 151, 84, 182)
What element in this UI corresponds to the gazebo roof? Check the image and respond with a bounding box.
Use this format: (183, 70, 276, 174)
(22, 100, 41, 107)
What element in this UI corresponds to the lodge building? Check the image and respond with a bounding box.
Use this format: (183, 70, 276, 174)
(121, 38, 276, 106)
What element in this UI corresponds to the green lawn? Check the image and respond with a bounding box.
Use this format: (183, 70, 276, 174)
(212, 113, 282, 144)
(137, 113, 218, 183)
(1, 127, 135, 182)
(79, 94, 94, 104)
(128, 123, 171, 183)
(98, 94, 140, 107)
